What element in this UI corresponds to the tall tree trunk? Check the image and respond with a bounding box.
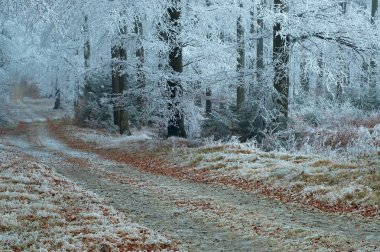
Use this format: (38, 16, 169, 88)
(167, 1, 186, 138)
(118, 41, 130, 135)
(53, 77, 60, 109)
(112, 19, 130, 135)
(273, 0, 289, 123)
(372, 0, 378, 24)
(316, 52, 324, 102)
(248, 4, 255, 95)
(111, 45, 120, 126)
(257, 0, 265, 84)
(74, 48, 80, 107)
(135, 17, 145, 122)
(83, 15, 91, 94)
(236, 2, 245, 111)
(369, 0, 378, 108)
(206, 88, 212, 115)
(80, 14, 92, 125)
(205, 0, 212, 115)
(336, 0, 348, 102)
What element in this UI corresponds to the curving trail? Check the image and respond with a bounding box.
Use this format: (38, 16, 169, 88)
(1, 99, 379, 251)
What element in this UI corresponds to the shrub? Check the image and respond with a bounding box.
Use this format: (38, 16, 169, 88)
(201, 100, 274, 143)
(265, 100, 380, 160)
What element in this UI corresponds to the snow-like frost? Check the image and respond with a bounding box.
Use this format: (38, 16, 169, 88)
(324, 184, 372, 203)
(0, 191, 39, 201)
(36, 210, 60, 218)
(0, 147, 172, 250)
(0, 213, 19, 229)
(79, 211, 103, 219)
(302, 185, 335, 195)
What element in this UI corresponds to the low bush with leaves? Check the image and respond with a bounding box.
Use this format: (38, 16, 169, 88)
(261, 99, 380, 160)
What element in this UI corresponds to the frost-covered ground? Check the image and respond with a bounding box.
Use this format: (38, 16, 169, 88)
(176, 140, 380, 214)
(1, 98, 379, 251)
(0, 146, 173, 251)
(0, 98, 72, 131)
(63, 126, 380, 217)
(0, 100, 174, 251)
(48, 123, 380, 250)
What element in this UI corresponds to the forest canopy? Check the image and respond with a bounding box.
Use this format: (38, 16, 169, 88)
(0, 0, 379, 143)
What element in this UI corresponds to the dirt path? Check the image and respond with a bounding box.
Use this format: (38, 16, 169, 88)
(0, 121, 377, 251)
(0, 101, 379, 251)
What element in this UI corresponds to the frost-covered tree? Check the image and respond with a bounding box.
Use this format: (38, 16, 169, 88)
(273, 0, 289, 125)
(166, 0, 187, 138)
(236, 1, 245, 111)
(1, 0, 379, 139)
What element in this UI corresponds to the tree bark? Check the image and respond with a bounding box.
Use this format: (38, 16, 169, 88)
(236, 2, 245, 111)
(167, 1, 187, 138)
(206, 88, 212, 115)
(316, 53, 324, 99)
(370, 1, 378, 82)
(205, 0, 212, 114)
(273, 0, 289, 123)
(118, 42, 130, 135)
(53, 75, 61, 110)
(83, 15, 91, 94)
(111, 18, 130, 135)
(372, 0, 378, 25)
(339, 1, 347, 14)
(257, 1, 265, 84)
(336, 0, 348, 102)
(53, 88, 61, 110)
(111, 45, 120, 126)
(368, 0, 379, 108)
(135, 18, 145, 120)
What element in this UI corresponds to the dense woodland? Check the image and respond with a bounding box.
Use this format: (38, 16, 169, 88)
(1, 0, 379, 149)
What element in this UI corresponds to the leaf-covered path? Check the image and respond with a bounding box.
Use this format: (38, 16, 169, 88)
(1, 100, 379, 251)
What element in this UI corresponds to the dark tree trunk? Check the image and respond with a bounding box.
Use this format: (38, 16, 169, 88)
(369, 0, 379, 108)
(206, 88, 212, 115)
(111, 45, 120, 126)
(111, 19, 130, 135)
(135, 18, 145, 121)
(339, 1, 347, 14)
(372, 0, 378, 25)
(236, 2, 245, 111)
(257, 1, 265, 84)
(118, 43, 130, 135)
(273, 0, 289, 123)
(83, 15, 91, 95)
(74, 48, 80, 107)
(204, 0, 212, 114)
(167, 2, 186, 138)
(53, 88, 61, 110)
(370, 1, 378, 84)
(194, 82, 202, 107)
(336, 1, 347, 102)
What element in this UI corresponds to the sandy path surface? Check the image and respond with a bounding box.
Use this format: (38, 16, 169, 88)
(1, 100, 379, 251)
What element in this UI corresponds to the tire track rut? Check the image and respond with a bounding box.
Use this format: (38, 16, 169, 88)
(2, 119, 380, 251)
